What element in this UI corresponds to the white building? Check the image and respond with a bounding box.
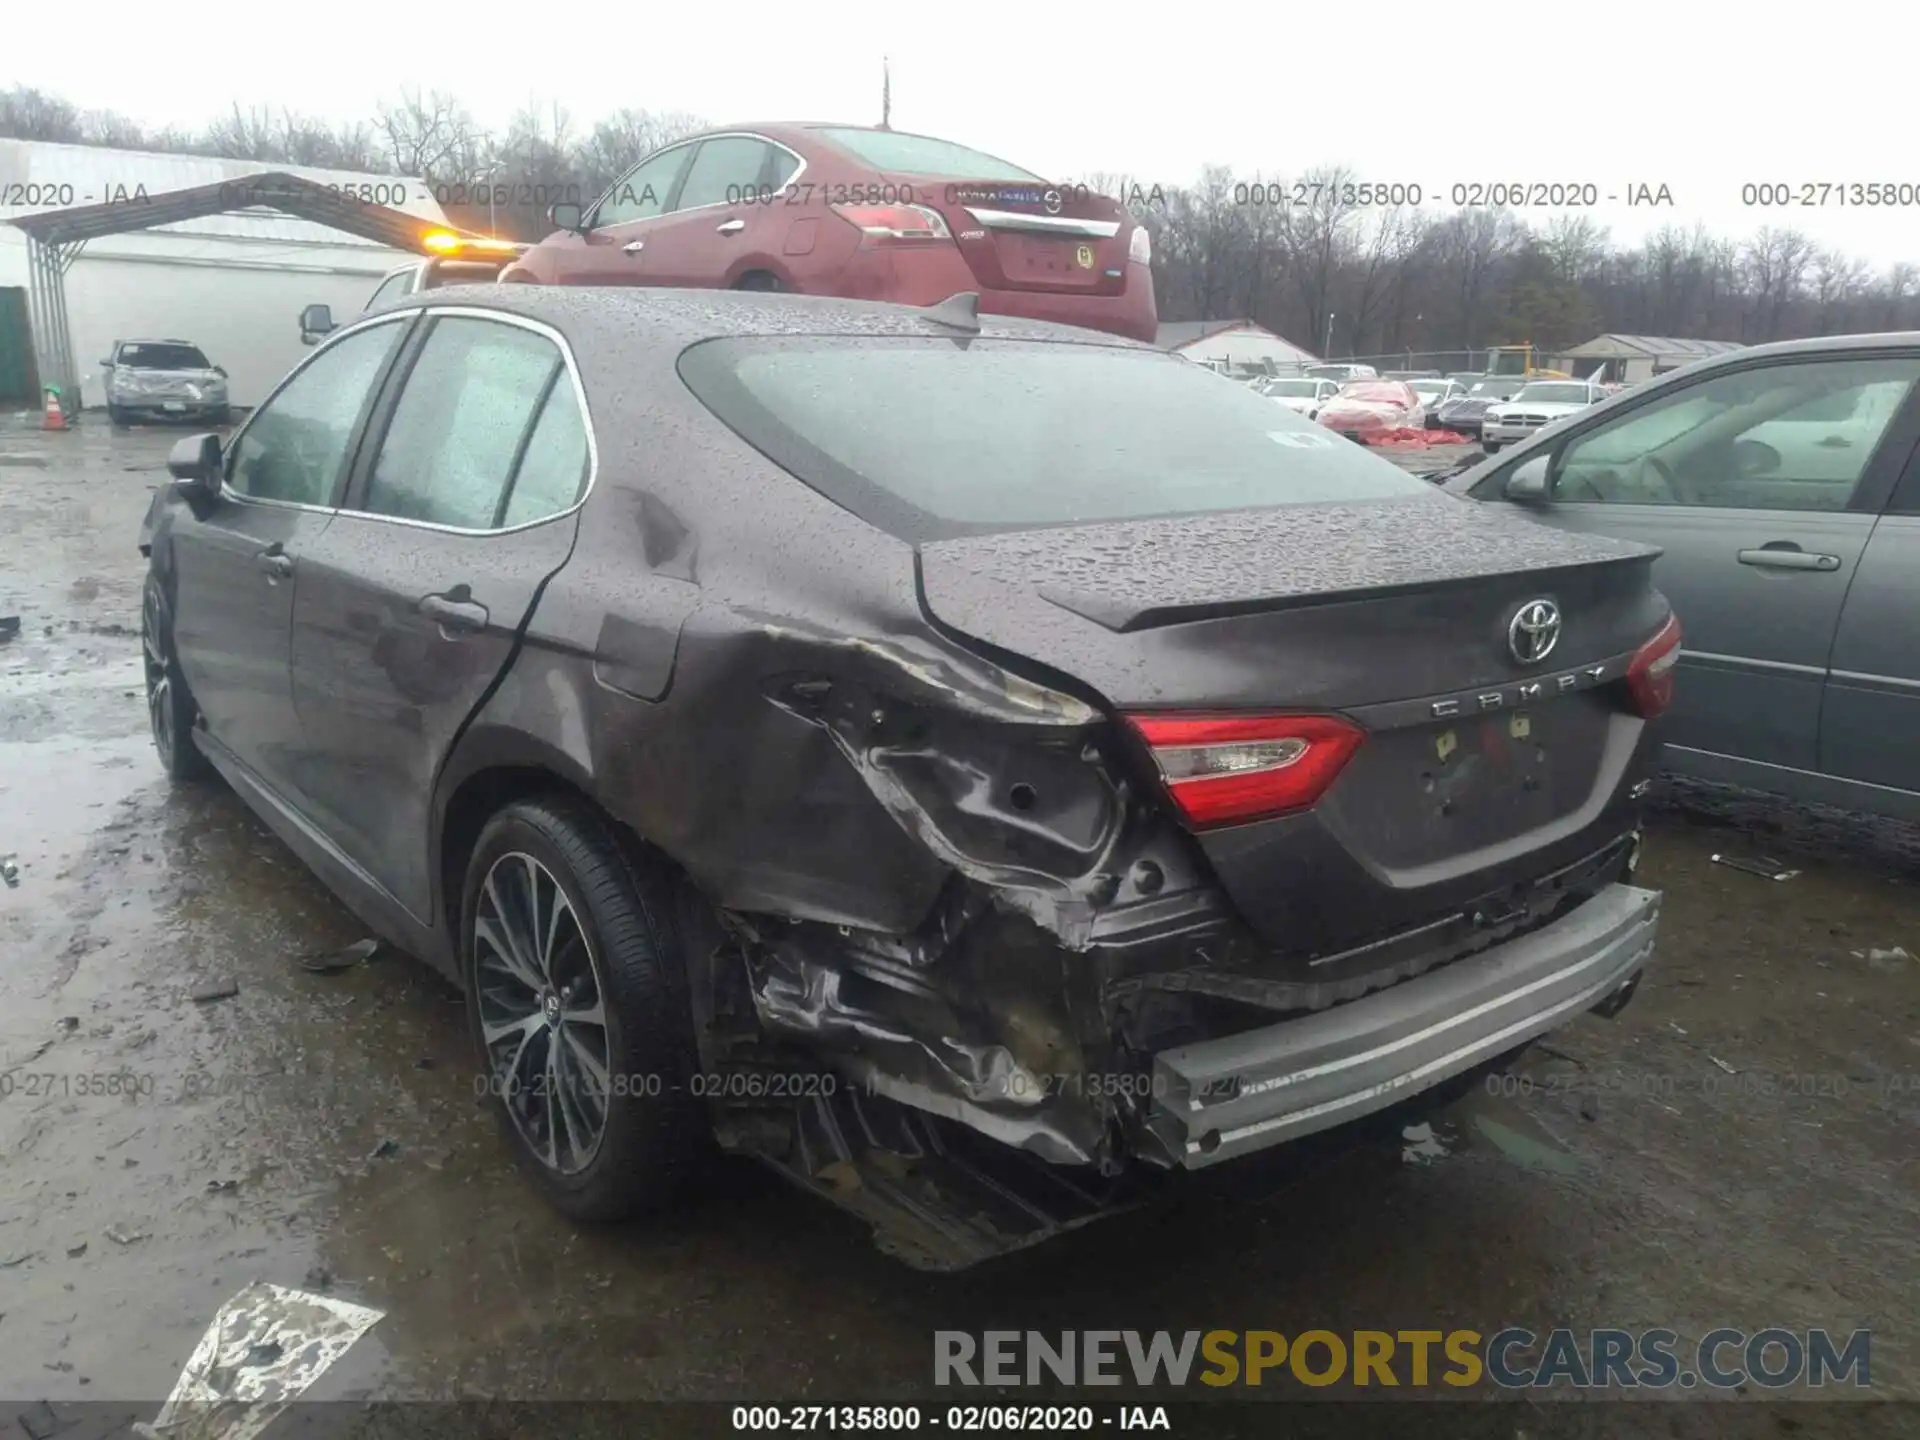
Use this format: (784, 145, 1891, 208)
(0, 140, 452, 409)
(1156, 319, 1320, 373)
(1553, 334, 1745, 386)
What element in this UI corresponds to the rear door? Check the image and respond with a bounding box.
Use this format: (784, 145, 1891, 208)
(169, 318, 407, 789)
(631, 135, 797, 287)
(286, 310, 593, 922)
(1821, 452, 1920, 806)
(1472, 351, 1920, 771)
(534, 142, 698, 286)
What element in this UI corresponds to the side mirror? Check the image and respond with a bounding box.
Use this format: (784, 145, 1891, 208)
(167, 432, 225, 503)
(214, 364, 227, 377)
(99, 357, 113, 367)
(1503, 453, 1553, 503)
(298, 303, 335, 346)
(549, 201, 585, 233)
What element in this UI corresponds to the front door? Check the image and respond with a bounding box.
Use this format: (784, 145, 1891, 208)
(170, 318, 407, 787)
(1477, 351, 1920, 771)
(288, 311, 593, 922)
(538, 142, 697, 286)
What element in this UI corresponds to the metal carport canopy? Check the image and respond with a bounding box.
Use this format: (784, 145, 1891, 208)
(8, 172, 488, 407)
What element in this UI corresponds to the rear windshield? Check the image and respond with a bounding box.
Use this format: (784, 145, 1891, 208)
(117, 343, 209, 369)
(813, 128, 1043, 182)
(678, 337, 1431, 541)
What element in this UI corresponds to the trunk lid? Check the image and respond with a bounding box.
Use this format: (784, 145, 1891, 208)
(918, 493, 1668, 950)
(898, 173, 1132, 297)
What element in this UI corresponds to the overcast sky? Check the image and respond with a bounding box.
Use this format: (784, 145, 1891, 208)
(11, 0, 1917, 267)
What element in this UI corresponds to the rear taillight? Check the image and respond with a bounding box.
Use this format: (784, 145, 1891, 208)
(830, 203, 953, 243)
(1627, 614, 1682, 717)
(1128, 223, 1151, 264)
(1123, 713, 1365, 829)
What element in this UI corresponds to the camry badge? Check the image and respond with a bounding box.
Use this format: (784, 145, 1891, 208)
(1508, 599, 1562, 666)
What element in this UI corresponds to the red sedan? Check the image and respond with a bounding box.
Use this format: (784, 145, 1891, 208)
(501, 123, 1158, 343)
(1315, 380, 1429, 442)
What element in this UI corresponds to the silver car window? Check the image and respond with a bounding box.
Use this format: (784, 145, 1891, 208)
(1553, 357, 1920, 510)
(225, 323, 402, 506)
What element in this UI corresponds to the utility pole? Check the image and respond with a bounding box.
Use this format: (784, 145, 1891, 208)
(881, 57, 891, 130)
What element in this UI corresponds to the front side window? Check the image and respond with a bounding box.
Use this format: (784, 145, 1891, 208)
(597, 144, 694, 226)
(680, 336, 1432, 542)
(225, 321, 402, 506)
(1545, 356, 1920, 510)
(360, 317, 564, 528)
(674, 137, 774, 210)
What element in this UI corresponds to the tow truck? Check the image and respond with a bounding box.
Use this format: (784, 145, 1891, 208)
(296, 233, 527, 346)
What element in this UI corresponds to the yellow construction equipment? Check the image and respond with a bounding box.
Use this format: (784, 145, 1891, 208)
(1483, 344, 1570, 379)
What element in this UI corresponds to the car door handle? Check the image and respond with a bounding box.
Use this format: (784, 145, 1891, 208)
(1737, 547, 1841, 572)
(419, 592, 490, 634)
(622, 240, 645, 254)
(255, 546, 294, 580)
(716, 219, 745, 236)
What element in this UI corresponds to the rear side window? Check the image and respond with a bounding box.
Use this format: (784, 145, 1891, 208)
(812, 128, 1042, 182)
(501, 381, 591, 528)
(675, 137, 775, 210)
(679, 337, 1432, 541)
(360, 317, 567, 529)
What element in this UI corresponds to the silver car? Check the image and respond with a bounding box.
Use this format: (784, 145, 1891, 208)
(101, 339, 230, 427)
(1445, 333, 1920, 822)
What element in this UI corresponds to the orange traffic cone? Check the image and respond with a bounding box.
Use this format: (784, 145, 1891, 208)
(41, 388, 68, 432)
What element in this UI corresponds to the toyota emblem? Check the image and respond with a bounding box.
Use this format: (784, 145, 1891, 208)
(1043, 188, 1063, 215)
(1508, 599, 1562, 666)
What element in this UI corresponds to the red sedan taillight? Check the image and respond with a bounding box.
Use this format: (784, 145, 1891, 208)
(830, 203, 953, 243)
(1123, 714, 1366, 829)
(1626, 614, 1683, 717)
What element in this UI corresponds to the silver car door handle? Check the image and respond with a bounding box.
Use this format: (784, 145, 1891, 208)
(716, 219, 745, 235)
(622, 240, 645, 254)
(255, 547, 293, 580)
(419, 592, 490, 634)
(1737, 548, 1840, 572)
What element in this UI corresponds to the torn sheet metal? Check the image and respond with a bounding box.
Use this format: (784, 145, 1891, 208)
(134, 1283, 383, 1440)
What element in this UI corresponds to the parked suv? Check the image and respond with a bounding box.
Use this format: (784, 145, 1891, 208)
(499, 123, 1158, 344)
(102, 339, 229, 426)
(139, 286, 1672, 1267)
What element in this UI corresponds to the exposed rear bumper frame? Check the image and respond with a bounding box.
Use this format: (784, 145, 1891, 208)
(1146, 882, 1660, 1168)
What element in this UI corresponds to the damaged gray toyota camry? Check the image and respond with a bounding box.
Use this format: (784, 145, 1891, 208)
(137, 285, 1678, 1268)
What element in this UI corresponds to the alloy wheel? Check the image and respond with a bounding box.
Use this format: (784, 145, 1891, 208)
(473, 852, 612, 1175)
(142, 587, 174, 758)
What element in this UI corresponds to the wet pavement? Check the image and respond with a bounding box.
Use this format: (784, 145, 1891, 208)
(2, 424, 1917, 1432)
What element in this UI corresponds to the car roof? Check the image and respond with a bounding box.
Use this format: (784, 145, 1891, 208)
(388, 284, 1156, 352)
(121, 337, 200, 346)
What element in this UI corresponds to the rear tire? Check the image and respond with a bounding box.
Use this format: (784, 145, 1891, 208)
(109, 404, 131, 427)
(734, 271, 784, 292)
(142, 577, 210, 783)
(1482, 440, 1502, 453)
(462, 797, 707, 1222)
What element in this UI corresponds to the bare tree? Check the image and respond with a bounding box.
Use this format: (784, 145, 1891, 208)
(0, 86, 83, 142)
(377, 89, 483, 179)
